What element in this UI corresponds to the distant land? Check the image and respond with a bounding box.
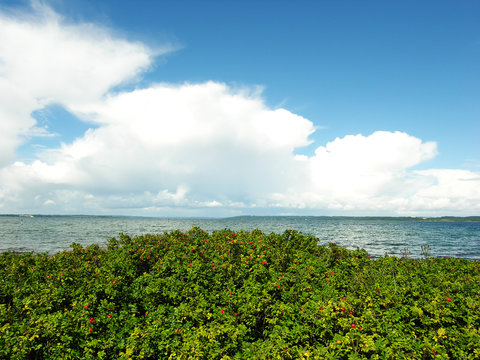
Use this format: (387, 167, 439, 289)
(226, 215, 480, 222)
(2, 214, 478, 222)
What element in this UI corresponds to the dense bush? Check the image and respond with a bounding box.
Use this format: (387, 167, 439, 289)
(1, 227, 479, 359)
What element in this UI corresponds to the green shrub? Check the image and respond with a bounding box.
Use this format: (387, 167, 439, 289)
(0, 227, 479, 359)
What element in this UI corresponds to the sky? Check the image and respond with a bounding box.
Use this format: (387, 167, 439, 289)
(0, 0, 479, 217)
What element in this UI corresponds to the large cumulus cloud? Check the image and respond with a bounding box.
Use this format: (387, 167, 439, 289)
(0, 3, 479, 216)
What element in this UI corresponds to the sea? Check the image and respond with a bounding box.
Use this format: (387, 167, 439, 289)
(1, 215, 479, 259)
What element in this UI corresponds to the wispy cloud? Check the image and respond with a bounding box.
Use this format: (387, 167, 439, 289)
(0, 1, 167, 166)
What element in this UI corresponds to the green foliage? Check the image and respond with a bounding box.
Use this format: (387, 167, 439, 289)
(1, 227, 479, 359)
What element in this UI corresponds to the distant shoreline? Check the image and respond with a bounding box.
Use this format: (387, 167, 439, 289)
(1, 214, 479, 222)
(226, 215, 480, 222)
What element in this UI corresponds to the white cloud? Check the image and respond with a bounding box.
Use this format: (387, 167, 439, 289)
(0, 3, 478, 216)
(0, 1, 163, 166)
(306, 131, 438, 201)
(0, 81, 315, 211)
(408, 169, 480, 212)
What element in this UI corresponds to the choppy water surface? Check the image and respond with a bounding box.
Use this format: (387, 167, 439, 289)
(1, 215, 479, 259)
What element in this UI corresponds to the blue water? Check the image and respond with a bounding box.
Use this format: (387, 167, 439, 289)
(0, 215, 479, 259)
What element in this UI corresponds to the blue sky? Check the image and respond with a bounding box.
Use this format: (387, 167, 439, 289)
(0, 0, 479, 216)
(57, 0, 480, 168)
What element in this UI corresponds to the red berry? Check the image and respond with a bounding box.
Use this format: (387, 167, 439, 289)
(220, 309, 224, 314)
(89, 317, 94, 323)
(351, 323, 355, 328)
(84, 305, 89, 309)
(88, 328, 92, 332)
(446, 297, 451, 301)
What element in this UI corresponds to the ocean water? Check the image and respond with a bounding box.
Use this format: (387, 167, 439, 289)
(0, 215, 479, 259)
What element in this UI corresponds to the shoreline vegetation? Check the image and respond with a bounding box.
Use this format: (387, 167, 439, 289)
(1, 228, 479, 359)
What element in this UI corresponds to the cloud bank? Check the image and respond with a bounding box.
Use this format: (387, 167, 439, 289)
(0, 3, 479, 216)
